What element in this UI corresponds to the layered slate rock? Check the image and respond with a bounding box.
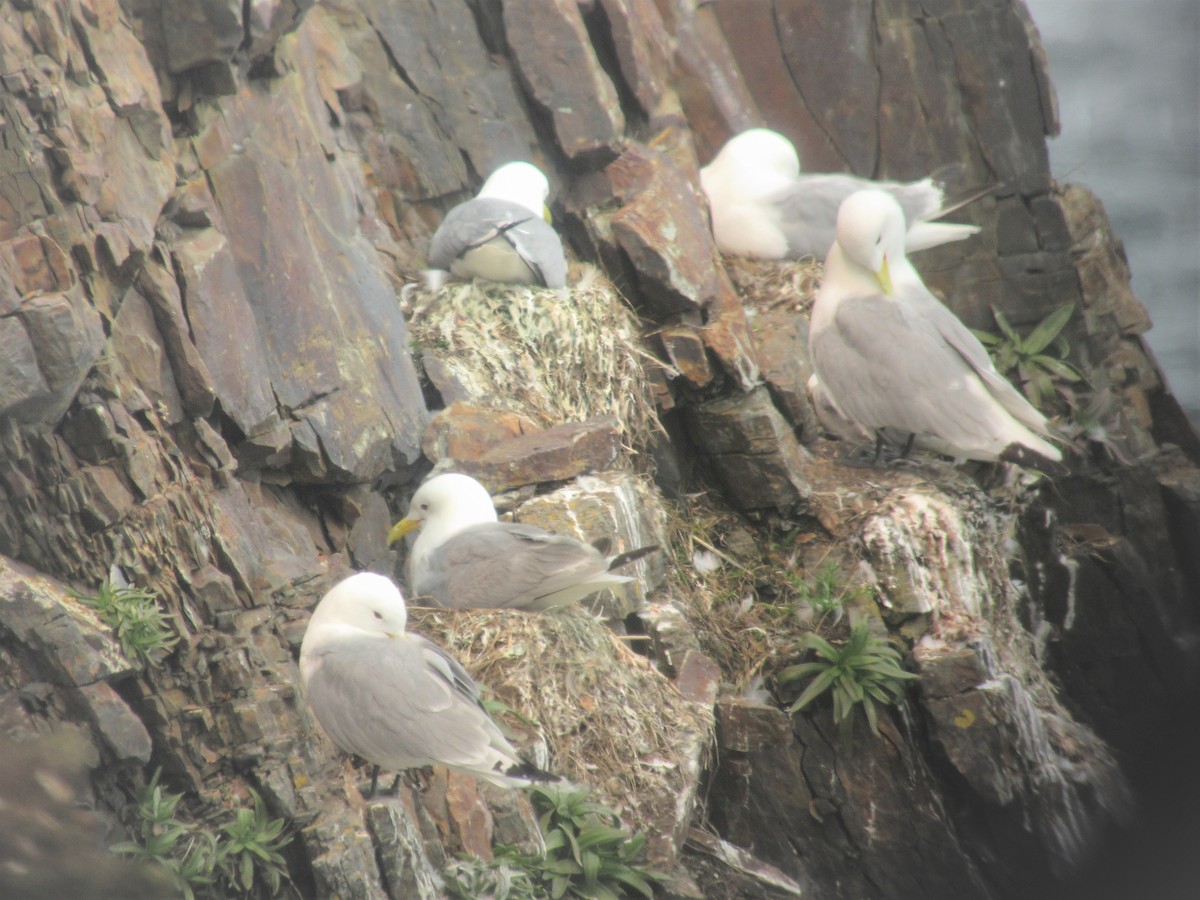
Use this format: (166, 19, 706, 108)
(0, 0, 1198, 897)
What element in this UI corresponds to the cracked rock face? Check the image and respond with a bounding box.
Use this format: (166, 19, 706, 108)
(1, 1, 1198, 898)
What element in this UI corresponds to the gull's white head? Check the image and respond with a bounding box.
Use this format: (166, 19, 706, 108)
(712, 128, 802, 179)
(834, 190, 908, 295)
(387, 472, 499, 549)
(304, 572, 409, 646)
(476, 161, 551, 218)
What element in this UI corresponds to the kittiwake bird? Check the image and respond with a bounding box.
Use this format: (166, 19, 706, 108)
(700, 128, 981, 260)
(387, 473, 659, 611)
(299, 572, 556, 789)
(427, 161, 567, 289)
(808, 189, 1064, 472)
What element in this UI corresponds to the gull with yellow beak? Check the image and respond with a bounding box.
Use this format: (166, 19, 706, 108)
(427, 161, 567, 289)
(700, 128, 981, 260)
(299, 572, 555, 789)
(808, 190, 1063, 472)
(387, 473, 658, 611)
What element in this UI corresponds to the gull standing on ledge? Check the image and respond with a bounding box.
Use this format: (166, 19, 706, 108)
(299, 572, 554, 788)
(700, 128, 980, 260)
(388, 473, 659, 611)
(427, 161, 567, 289)
(808, 189, 1064, 472)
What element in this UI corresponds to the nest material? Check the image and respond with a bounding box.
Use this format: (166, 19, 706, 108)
(721, 255, 823, 315)
(404, 267, 664, 452)
(407, 606, 712, 858)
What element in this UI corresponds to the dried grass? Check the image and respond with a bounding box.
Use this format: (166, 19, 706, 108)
(403, 266, 665, 453)
(659, 492, 853, 692)
(720, 255, 822, 315)
(407, 605, 712, 855)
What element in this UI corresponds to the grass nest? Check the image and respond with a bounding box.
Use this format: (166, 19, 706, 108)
(403, 265, 665, 454)
(720, 254, 822, 315)
(659, 491, 870, 692)
(406, 605, 712, 861)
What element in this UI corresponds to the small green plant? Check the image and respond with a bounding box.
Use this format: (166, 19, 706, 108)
(111, 770, 221, 900)
(217, 788, 291, 897)
(113, 770, 291, 899)
(786, 562, 866, 622)
(70, 577, 178, 665)
(778, 622, 917, 750)
(972, 303, 1082, 409)
(441, 856, 541, 900)
(444, 783, 667, 900)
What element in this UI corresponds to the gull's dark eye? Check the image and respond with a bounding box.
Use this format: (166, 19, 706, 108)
(419, 502, 429, 511)
(373, 610, 384, 620)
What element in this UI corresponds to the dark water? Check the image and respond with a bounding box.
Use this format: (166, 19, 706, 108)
(1024, 0, 1200, 426)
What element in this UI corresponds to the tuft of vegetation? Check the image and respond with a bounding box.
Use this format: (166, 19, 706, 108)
(112, 770, 291, 899)
(784, 562, 867, 623)
(70, 577, 178, 665)
(777, 622, 918, 750)
(443, 783, 667, 900)
(973, 303, 1082, 409)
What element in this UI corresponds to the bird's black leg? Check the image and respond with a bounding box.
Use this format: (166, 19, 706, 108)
(900, 432, 916, 459)
(366, 764, 381, 799)
(387, 774, 402, 795)
(873, 431, 888, 466)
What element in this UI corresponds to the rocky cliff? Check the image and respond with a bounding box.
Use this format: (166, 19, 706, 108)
(1, 1, 1198, 898)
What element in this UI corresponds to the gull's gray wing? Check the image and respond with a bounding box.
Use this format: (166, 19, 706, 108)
(910, 284, 1056, 438)
(772, 175, 966, 257)
(416, 521, 619, 610)
(428, 197, 566, 288)
(303, 633, 518, 777)
(812, 289, 1038, 458)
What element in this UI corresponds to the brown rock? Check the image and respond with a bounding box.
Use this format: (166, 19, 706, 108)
(715, 697, 792, 754)
(674, 649, 721, 706)
(171, 228, 278, 437)
(366, 800, 442, 900)
(422, 403, 541, 464)
(746, 309, 815, 435)
(158, 0, 243, 74)
(658, 323, 715, 388)
(669, 3, 761, 160)
(359, 0, 538, 181)
(135, 258, 218, 418)
(683, 387, 810, 510)
(9, 291, 105, 425)
(596, 0, 673, 119)
(503, 0, 624, 160)
(458, 415, 621, 493)
(445, 769, 495, 860)
(73, 680, 153, 764)
(607, 144, 724, 318)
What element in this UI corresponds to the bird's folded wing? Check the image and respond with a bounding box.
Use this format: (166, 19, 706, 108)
(431, 522, 611, 609)
(428, 198, 566, 288)
(818, 291, 1001, 438)
(304, 636, 495, 769)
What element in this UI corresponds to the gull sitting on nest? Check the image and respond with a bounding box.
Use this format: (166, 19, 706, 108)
(299, 572, 556, 790)
(388, 473, 659, 611)
(426, 161, 567, 290)
(701, 128, 981, 260)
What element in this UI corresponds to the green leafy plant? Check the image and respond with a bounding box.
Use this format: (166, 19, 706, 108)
(70, 577, 178, 665)
(113, 770, 291, 899)
(786, 562, 867, 622)
(441, 856, 541, 900)
(444, 783, 667, 900)
(972, 303, 1082, 409)
(217, 789, 291, 897)
(778, 622, 917, 750)
(111, 770, 221, 900)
